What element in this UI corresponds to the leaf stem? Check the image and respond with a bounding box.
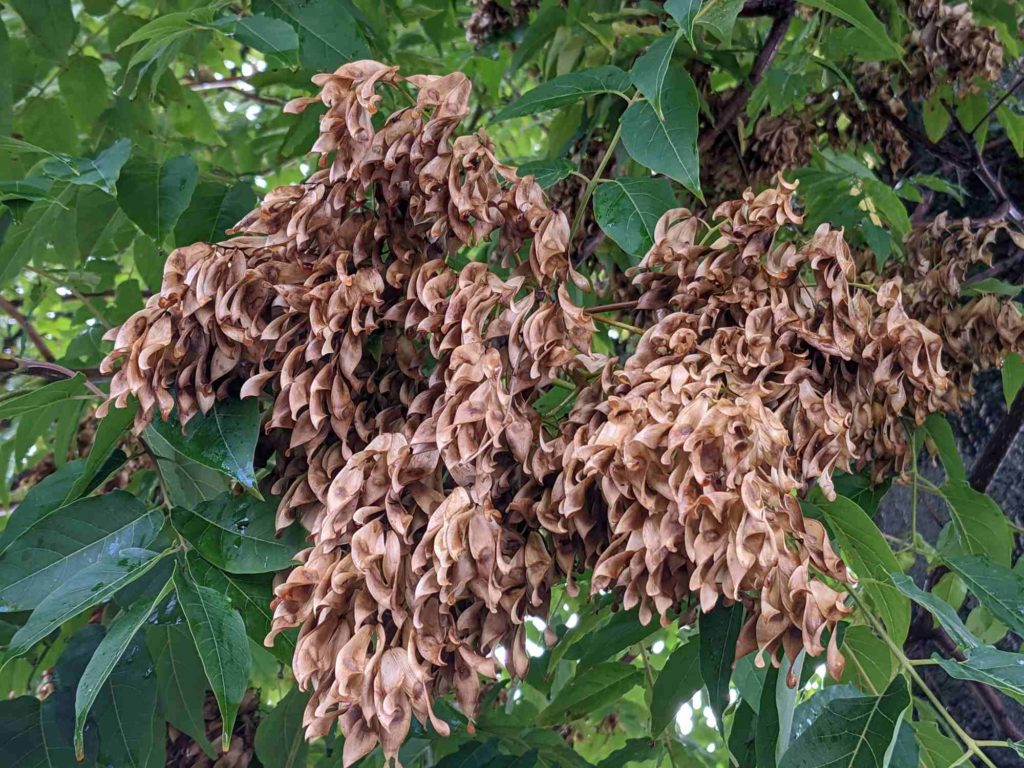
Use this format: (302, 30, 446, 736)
(592, 314, 644, 335)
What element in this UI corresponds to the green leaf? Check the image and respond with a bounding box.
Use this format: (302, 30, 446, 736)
(4, 548, 165, 662)
(956, 91, 988, 150)
(755, 664, 780, 768)
(145, 623, 217, 758)
(913, 720, 961, 768)
(997, 106, 1024, 157)
(933, 647, 1024, 704)
(518, 158, 575, 189)
(172, 492, 302, 574)
(593, 176, 676, 257)
(774, 652, 804, 760)
(919, 414, 965, 483)
(621, 68, 701, 197)
(144, 425, 232, 508)
(835, 626, 892, 696)
(495, 66, 632, 121)
(1002, 352, 1024, 408)
(0, 20, 11, 136)
(698, 601, 744, 734)
(231, 14, 300, 57)
(651, 638, 701, 735)
(116, 154, 199, 242)
(922, 90, 951, 143)
(963, 277, 1022, 297)
(73, 578, 172, 757)
(890, 574, 978, 650)
(945, 555, 1024, 638)
(58, 55, 109, 130)
(536, 662, 641, 726)
(41, 139, 133, 196)
(0, 375, 89, 419)
(92, 640, 164, 768)
(693, 0, 745, 45)
(65, 400, 138, 503)
(254, 686, 311, 768)
(173, 181, 256, 245)
(567, 607, 662, 668)
(937, 482, 1012, 567)
(0, 696, 82, 768)
(778, 676, 909, 768)
(150, 398, 261, 492)
(596, 738, 662, 768)
(631, 33, 679, 119)
(9, 0, 77, 63)
(805, 493, 909, 644)
(665, 0, 702, 45)
(799, 0, 901, 59)
(174, 566, 252, 751)
(255, 0, 370, 71)
(0, 184, 77, 289)
(0, 492, 162, 612)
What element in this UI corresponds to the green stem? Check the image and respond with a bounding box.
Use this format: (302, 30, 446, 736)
(592, 314, 644, 335)
(638, 645, 681, 768)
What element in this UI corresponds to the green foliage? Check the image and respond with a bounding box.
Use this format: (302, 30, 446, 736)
(1, 1, 1023, 767)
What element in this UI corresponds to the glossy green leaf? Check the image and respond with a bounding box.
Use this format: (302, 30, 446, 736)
(0, 492, 162, 611)
(4, 548, 165, 662)
(64, 400, 138, 503)
(73, 577, 172, 756)
(0, 696, 82, 768)
(150, 398, 261, 492)
(755, 664, 780, 768)
(40, 139, 133, 196)
(254, 686, 311, 768)
(144, 425, 232, 508)
(945, 555, 1024, 638)
(116, 154, 198, 241)
(172, 492, 303, 574)
(698, 601, 744, 734)
(630, 32, 679, 118)
(621, 68, 701, 197)
(92, 634, 164, 768)
(914, 720, 961, 768)
(145, 622, 217, 758)
(800, 0, 901, 59)
(174, 566, 252, 751)
(933, 647, 1024, 703)
(567, 607, 661, 669)
(937, 482, 1012, 567)
(173, 181, 257, 246)
(890, 574, 978, 650)
(495, 66, 632, 121)
(806, 493, 909, 644)
(593, 176, 676, 257)
(0, 375, 87, 420)
(779, 676, 909, 768)
(651, 638, 701, 735)
(536, 662, 641, 726)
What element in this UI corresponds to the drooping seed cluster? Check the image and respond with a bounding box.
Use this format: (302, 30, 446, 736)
(98, 60, 1022, 766)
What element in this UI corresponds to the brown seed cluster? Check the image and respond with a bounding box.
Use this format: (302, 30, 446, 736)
(98, 60, 1023, 765)
(166, 690, 260, 768)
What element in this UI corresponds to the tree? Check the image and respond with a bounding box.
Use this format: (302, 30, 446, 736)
(1, 1, 1023, 767)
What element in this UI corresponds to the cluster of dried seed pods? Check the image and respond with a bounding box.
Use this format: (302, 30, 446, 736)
(99, 61, 1023, 765)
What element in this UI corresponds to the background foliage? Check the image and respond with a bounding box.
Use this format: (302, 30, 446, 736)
(1, 1, 1024, 767)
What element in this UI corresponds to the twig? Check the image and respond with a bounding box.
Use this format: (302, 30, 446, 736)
(592, 314, 644, 335)
(0, 297, 56, 362)
(584, 299, 640, 314)
(0, 357, 105, 397)
(699, 0, 795, 152)
(969, 389, 1024, 493)
(942, 101, 1021, 223)
(970, 72, 1024, 136)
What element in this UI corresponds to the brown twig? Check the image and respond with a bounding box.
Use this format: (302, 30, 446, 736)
(970, 72, 1024, 136)
(583, 299, 639, 314)
(941, 101, 1020, 222)
(0, 297, 56, 362)
(699, 0, 795, 153)
(0, 357, 105, 397)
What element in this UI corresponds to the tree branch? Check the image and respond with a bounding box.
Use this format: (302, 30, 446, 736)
(969, 389, 1024, 493)
(699, 0, 795, 153)
(0, 357, 105, 397)
(0, 297, 56, 363)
